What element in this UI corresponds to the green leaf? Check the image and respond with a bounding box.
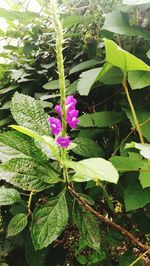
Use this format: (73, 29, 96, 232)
(62, 15, 84, 28)
(77, 68, 101, 96)
(79, 111, 122, 127)
(0, 8, 37, 24)
(110, 156, 143, 172)
(10, 125, 60, 160)
(31, 192, 68, 249)
(0, 158, 59, 191)
(104, 39, 150, 72)
(0, 187, 21, 206)
(7, 213, 28, 237)
(43, 79, 70, 90)
(72, 138, 104, 158)
(119, 252, 144, 266)
(66, 158, 119, 184)
(97, 62, 123, 85)
(124, 107, 150, 141)
(69, 59, 100, 75)
(126, 142, 150, 159)
(25, 234, 48, 266)
(128, 71, 150, 89)
(124, 178, 150, 211)
(0, 131, 47, 162)
(73, 203, 100, 250)
(102, 11, 150, 39)
(11, 92, 50, 136)
(123, 0, 150, 5)
(139, 162, 150, 188)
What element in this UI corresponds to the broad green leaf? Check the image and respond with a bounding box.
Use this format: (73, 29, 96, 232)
(124, 107, 150, 141)
(43, 79, 70, 90)
(97, 62, 123, 84)
(31, 192, 68, 249)
(0, 8, 37, 24)
(124, 178, 150, 211)
(77, 68, 101, 96)
(123, 0, 150, 4)
(34, 136, 59, 160)
(0, 158, 59, 191)
(0, 84, 19, 94)
(69, 59, 100, 75)
(0, 131, 47, 162)
(0, 187, 21, 206)
(139, 162, 150, 188)
(110, 156, 143, 172)
(126, 142, 150, 159)
(11, 92, 50, 136)
(10, 125, 60, 160)
(25, 234, 48, 266)
(7, 213, 28, 237)
(72, 138, 104, 158)
(128, 71, 150, 89)
(104, 39, 150, 72)
(79, 111, 122, 127)
(73, 203, 100, 250)
(66, 80, 78, 95)
(66, 158, 119, 184)
(62, 15, 84, 28)
(102, 11, 150, 39)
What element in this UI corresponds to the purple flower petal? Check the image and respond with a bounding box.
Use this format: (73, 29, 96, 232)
(67, 109, 80, 129)
(48, 117, 62, 135)
(56, 136, 71, 148)
(54, 104, 62, 118)
(66, 96, 77, 112)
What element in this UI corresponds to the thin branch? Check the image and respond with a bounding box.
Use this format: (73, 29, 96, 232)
(68, 186, 150, 253)
(129, 248, 150, 266)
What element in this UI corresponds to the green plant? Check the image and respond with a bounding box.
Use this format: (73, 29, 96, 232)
(0, 0, 150, 265)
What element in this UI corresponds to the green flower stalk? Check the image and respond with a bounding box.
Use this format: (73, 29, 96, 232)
(49, 0, 67, 138)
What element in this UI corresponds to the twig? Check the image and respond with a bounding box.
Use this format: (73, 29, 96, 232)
(129, 248, 150, 266)
(68, 186, 150, 253)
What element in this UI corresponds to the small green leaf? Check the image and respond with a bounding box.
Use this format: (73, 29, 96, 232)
(7, 213, 28, 237)
(11, 92, 50, 136)
(73, 202, 100, 250)
(79, 111, 122, 127)
(66, 158, 119, 184)
(128, 71, 150, 89)
(104, 39, 150, 72)
(0, 187, 21, 206)
(77, 68, 101, 95)
(72, 138, 104, 158)
(43, 79, 70, 90)
(110, 155, 143, 172)
(139, 162, 150, 188)
(124, 178, 150, 211)
(31, 192, 68, 249)
(69, 59, 100, 75)
(126, 142, 150, 159)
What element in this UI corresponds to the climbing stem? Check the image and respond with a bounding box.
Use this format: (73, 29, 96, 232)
(123, 80, 144, 144)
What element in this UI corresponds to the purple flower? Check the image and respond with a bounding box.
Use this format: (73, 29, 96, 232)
(56, 136, 71, 148)
(66, 96, 77, 112)
(67, 109, 80, 128)
(54, 104, 62, 117)
(48, 117, 62, 135)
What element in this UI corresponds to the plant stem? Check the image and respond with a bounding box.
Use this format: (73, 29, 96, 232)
(27, 191, 34, 215)
(50, 0, 67, 137)
(123, 80, 144, 144)
(129, 248, 150, 266)
(50, 0, 68, 183)
(68, 186, 150, 253)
